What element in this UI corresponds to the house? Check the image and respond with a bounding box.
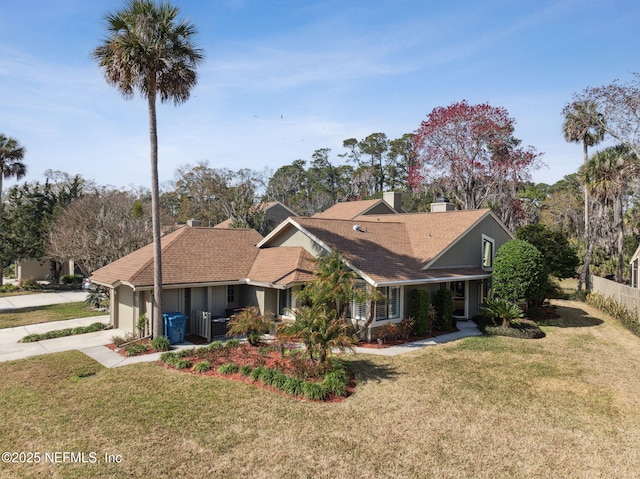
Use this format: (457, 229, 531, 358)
(312, 191, 402, 219)
(260, 203, 513, 332)
(90, 198, 513, 339)
(90, 225, 315, 336)
(213, 201, 297, 234)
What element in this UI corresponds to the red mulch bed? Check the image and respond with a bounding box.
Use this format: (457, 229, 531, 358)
(161, 342, 355, 403)
(106, 339, 159, 357)
(357, 327, 459, 348)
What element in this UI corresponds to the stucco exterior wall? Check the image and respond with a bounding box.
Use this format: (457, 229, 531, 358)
(266, 227, 323, 256)
(114, 285, 135, 333)
(431, 215, 512, 268)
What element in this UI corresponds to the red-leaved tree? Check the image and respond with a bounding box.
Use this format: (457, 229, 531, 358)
(408, 100, 543, 225)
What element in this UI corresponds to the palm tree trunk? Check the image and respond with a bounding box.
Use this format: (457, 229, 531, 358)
(148, 82, 164, 338)
(615, 195, 624, 283)
(578, 140, 590, 291)
(0, 173, 4, 287)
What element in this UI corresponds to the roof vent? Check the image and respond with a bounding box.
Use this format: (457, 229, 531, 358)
(353, 224, 363, 232)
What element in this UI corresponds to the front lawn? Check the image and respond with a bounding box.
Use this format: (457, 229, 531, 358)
(1, 299, 639, 478)
(0, 302, 107, 329)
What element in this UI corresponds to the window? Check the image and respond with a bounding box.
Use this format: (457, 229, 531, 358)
(482, 235, 494, 269)
(227, 285, 236, 304)
(350, 283, 368, 320)
(375, 286, 400, 321)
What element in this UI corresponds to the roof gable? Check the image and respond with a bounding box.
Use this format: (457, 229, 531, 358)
(312, 199, 397, 220)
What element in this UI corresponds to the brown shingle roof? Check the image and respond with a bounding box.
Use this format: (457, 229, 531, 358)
(291, 209, 492, 283)
(249, 247, 316, 286)
(312, 199, 392, 219)
(91, 227, 263, 288)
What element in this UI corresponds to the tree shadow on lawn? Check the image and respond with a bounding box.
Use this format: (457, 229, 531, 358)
(343, 358, 401, 384)
(540, 303, 604, 328)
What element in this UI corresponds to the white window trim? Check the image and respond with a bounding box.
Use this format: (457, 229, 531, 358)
(482, 235, 495, 271)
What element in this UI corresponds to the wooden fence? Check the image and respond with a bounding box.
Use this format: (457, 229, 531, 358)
(191, 310, 230, 342)
(591, 275, 640, 319)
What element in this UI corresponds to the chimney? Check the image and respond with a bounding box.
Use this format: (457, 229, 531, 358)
(430, 197, 456, 213)
(187, 219, 201, 227)
(383, 191, 403, 213)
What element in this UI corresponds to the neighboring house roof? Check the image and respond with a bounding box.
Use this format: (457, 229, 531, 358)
(249, 247, 316, 286)
(91, 227, 263, 289)
(260, 208, 506, 286)
(312, 199, 397, 219)
(214, 201, 297, 229)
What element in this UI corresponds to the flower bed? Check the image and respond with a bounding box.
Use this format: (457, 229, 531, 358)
(159, 340, 354, 402)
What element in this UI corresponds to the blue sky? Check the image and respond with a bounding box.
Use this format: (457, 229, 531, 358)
(1, 0, 639, 192)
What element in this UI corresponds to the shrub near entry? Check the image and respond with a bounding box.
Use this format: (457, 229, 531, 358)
(493, 239, 548, 307)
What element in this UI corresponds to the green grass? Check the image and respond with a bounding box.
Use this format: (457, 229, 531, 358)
(0, 302, 106, 329)
(1, 300, 640, 478)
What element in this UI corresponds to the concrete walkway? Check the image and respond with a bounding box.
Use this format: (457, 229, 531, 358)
(0, 290, 484, 367)
(351, 319, 483, 356)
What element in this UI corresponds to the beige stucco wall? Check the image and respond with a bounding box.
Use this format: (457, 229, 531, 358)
(266, 227, 323, 257)
(113, 285, 135, 333)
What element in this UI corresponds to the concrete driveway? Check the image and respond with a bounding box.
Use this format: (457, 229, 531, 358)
(0, 290, 196, 367)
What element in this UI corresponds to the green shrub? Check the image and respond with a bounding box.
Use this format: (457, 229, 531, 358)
(302, 382, 327, 401)
(160, 351, 178, 365)
(240, 364, 253, 376)
(323, 370, 348, 397)
(206, 340, 223, 350)
(284, 377, 304, 396)
(193, 360, 211, 373)
(151, 336, 171, 351)
(60, 274, 83, 285)
(177, 347, 196, 358)
(271, 370, 289, 390)
(217, 362, 239, 375)
(19, 278, 40, 291)
(0, 284, 19, 293)
(125, 343, 148, 356)
(433, 288, 453, 330)
(494, 239, 548, 307)
(175, 359, 192, 369)
(225, 339, 240, 348)
(410, 289, 431, 335)
(481, 298, 524, 328)
(21, 334, 41, 343)
(250, 365, 265, 382)
(258, 367, 277, 385)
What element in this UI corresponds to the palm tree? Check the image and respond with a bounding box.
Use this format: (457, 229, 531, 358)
(580, 145, 638, 283)
(562, 100, 606, 290)
(93, 0, 203, 338)
(0, 134, 27, 216)
(0, 134, 27, 286)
